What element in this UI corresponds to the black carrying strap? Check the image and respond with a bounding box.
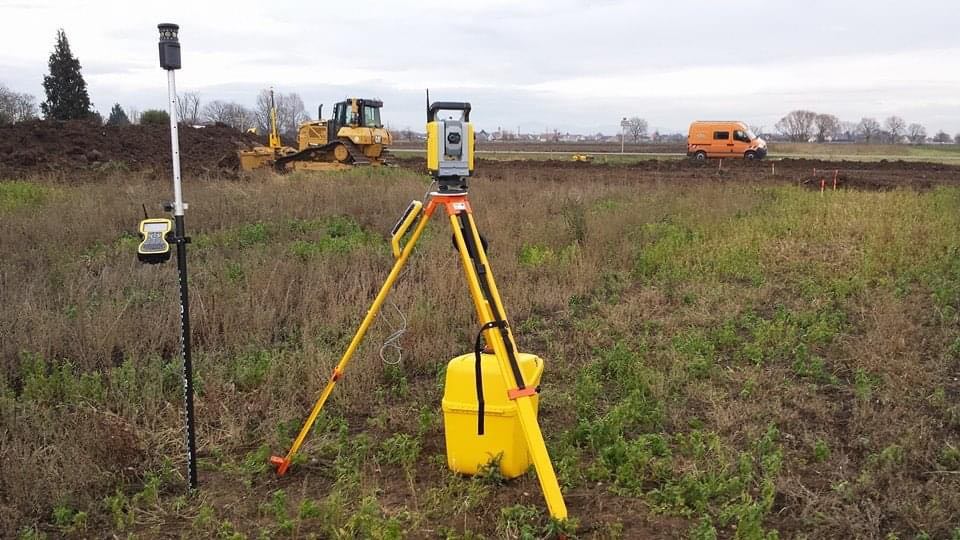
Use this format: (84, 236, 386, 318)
(474, 320, 507, 435)
(456, 212, 528, 394)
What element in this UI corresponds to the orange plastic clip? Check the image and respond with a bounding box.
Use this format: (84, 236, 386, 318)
(508, 387, 537, 400)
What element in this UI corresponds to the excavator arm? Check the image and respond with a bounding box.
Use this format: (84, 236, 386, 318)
(268, 89, 282, 150)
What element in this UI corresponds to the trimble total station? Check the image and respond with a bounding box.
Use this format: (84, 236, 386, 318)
(426, 101, 474, 192)
(271, 101, 568, 521)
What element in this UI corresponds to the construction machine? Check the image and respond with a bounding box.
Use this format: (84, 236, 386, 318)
(238, 89, 296, 170)
(239, 93, 393, 172)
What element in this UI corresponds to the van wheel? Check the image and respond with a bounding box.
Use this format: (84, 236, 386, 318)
(744, 151, 757, 160)
(693, 151, 707, 161)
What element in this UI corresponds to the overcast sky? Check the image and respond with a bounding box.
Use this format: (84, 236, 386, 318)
(3, 0, 959, 135)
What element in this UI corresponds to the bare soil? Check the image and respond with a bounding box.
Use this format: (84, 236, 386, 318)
(389, 155, 960, 192)
(0, 119, 260, 179)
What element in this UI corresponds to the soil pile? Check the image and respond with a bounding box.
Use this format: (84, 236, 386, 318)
(0, 119, 261, 178)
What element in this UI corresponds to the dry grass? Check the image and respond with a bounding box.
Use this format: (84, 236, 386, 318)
(2, 165, 960, 539)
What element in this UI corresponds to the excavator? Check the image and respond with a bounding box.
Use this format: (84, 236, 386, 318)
(239, 90, 392, 172)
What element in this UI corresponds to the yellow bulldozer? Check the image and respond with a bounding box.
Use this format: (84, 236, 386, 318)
(240, 91, 392, 172)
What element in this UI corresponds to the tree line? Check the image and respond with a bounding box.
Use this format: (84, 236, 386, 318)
(1, 28, 311, 140)
(774, 110, 954, 144)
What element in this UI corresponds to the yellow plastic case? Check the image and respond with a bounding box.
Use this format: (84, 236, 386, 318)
(442, 352, 544, 479)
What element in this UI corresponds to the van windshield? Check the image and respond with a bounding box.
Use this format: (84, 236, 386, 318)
(746, 130, 757, 140)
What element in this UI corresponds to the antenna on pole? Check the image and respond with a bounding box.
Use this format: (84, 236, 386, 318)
(425, 88, 430, 121)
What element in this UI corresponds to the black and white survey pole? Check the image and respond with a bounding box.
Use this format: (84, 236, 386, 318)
(158, 22, 198, 491)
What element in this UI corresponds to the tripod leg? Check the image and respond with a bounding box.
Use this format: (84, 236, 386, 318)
(448, 212, 569, 520)
(271, 208, 433, 475)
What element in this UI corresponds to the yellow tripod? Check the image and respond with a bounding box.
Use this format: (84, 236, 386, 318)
(270, 191, 568, 520)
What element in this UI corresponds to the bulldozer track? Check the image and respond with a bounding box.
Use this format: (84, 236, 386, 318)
(342, 140, 370, 164)
(379, 148, 396, 165)
(273, 140, 373, 171)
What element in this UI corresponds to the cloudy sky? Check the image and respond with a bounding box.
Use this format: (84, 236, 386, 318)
(3, 0, 959, 135)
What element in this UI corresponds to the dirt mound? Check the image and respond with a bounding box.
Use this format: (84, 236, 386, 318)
(0, 119, 261, 179)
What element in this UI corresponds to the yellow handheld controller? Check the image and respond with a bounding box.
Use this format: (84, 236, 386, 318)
(138, 218, 173, 264)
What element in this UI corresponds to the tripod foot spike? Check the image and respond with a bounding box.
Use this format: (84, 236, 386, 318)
(270, 455, 291, 476)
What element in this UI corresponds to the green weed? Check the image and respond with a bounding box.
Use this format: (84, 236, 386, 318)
(377, 433, 421, 470)
(231, 349, 272, 391)
(103, 490, 134, 531)
(497, 504, 541, 540)
(854, 368, 880, 402)
(225, 262, 245, 283)
(341, 496, 406, 539)
(562, 200, 588, 244)
(812, 439, 831, 463)
(51, 504, 74, 528)
(298, 499, 322, 520)
(519, 244, 554, 267)
(16, 526, 47, 540)
(475, 454, 507, 486)
(937, 442, 960, 471)
(0, 181, 52, 210)
(19, 353, 104, 404)
(193, 503, 216, 530)
(235, 222, 270, 248)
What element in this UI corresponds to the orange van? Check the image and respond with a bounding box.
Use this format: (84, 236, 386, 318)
(687, 121, 767, 160)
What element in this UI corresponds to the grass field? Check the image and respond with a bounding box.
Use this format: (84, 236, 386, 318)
(3, 165, 960, 538)
(771, 143, 960, 163)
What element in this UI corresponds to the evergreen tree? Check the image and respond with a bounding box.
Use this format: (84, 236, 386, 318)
(41, 29, 93, 120)
(106, 103, 130, 126)
(140, 109, 170, 125)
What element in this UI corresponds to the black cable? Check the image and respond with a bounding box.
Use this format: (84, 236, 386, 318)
(474, 320, 506, 435)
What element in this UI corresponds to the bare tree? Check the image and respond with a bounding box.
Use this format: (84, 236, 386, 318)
(254, 89, 309, 140)
(127, 107, 141, 125)
(955, 133, 960, 144)
(836, 121, 857, 141)
(176, 92, 201, 125)
(857, 117, 881, 143)
(0, 85, 39, 124)
(203, 100, 256, 131)
(813, 114, 840, 142)
(907, 123, 927, 144)
(775, 110, 817, 142)
(234, 105, 257, 132)
(623, 116, 648, 143)
(202, 100, 230, 124)
(883, 116, 906, 143)
(932, 131, 952, 144)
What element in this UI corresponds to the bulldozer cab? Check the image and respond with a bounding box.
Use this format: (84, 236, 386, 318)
(332, 99, 383, 129)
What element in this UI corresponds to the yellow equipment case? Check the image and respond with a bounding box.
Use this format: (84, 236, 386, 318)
(442, 352, 544, 479)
